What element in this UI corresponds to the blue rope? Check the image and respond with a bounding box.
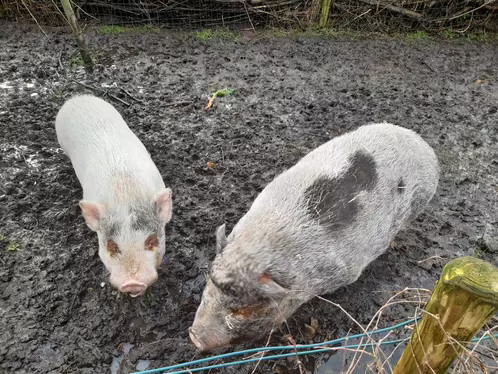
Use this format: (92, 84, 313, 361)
(132, 320, 498, 374)
(132, 318, 418, 374)
(154, 338, 410, 374)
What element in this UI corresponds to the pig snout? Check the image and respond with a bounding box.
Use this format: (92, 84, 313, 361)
(188, 327, 230, 352)
(119, 280, 148, 297)
(116, 271, 158, 297)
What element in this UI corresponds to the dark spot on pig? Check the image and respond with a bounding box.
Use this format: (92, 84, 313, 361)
(304, 151, 377, 231)
(107, 222, 119, 238)
(397, 178, 406, 194)
(130, 206, 158, 232)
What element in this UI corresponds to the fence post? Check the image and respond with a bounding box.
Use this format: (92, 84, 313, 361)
(60, 0, 93, 72)
(394, 256, 498, 374)
(319, 0, 332, 28)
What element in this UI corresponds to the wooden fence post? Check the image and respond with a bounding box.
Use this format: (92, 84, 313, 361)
(394, 256, 498, 374)
(60, 0, 93, 72)
(319, 0, 332, 28)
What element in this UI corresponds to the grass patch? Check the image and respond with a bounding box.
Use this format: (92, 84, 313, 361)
(195, 29, 212, 40)
(97, 25, 127, 34)
(258, 27, 379, 40)
(97, 24, 160, 35)
(256, 27, 498, 42)
(406, 31, 428, 40)
(195, 28, 240, 41)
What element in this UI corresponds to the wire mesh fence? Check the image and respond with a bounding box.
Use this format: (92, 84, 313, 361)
(1, 0, 497, 31)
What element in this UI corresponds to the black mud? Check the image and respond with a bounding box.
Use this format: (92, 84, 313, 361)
(0, 22, 497, 374)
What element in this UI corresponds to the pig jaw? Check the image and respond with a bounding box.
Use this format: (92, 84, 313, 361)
(188, 326, 232, 352)
(189, 309, 286, 352)
(189, 295, 292, 351)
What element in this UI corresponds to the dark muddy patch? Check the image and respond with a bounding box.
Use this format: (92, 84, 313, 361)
(0, 22, 497, 374)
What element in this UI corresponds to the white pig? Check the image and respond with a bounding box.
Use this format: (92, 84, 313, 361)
(55, 95, 172, 297)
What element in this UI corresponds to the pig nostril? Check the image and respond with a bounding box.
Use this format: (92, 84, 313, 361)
(189, 328, 203, 350)
(119, 280, 147, 295)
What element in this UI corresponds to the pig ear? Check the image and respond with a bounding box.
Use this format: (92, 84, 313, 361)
(156, 188, 173, 223)
(215, 224, 227, 253)
(258, 273, 288, 300)
(79, 201, 105, 231)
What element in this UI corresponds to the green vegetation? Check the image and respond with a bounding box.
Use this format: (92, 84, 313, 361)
(195, 28, 212, 40)
(97, 24, 160, 35)
(68, 49, 110, 69)
(97, 25, 127, 34)
(256, 27, 497, 42)
(143, 288, 154, 306)
(0, 234, 19, 252)
(406, 31, 428, 40)
(195, 28, 240, 41)
(69, 53, 85, 67)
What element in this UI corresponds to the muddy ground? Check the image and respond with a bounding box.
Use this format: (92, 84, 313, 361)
(0, 22, 497, 374)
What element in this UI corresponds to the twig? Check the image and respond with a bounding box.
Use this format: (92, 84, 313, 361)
(447, 0, 496, 20)
(359, 0, 423, 20)
(243, 0, 256, 32)
(417, 255, 443, 264)
(107, 93, 130, 107)
(20, 0, 48, 37)
(58, 50, 64, 70)
(163, 100, 193, 107)
(71, 79, 104, 93)
(71, 80, 130, 106)
(120, 88, 144, 103)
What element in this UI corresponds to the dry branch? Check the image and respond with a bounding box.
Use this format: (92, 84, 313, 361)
(359, 0, 423, 19)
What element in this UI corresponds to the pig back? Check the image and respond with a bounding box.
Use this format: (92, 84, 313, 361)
(231, 123, 438, 294)
(55, 95, 165, 201)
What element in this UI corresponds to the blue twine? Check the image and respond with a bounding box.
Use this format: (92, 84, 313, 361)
(152, 338, 410, 374)
(132, 318, 418, 374)
(132, 318, 498, 374)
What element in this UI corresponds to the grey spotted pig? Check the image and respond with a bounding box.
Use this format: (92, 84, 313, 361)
(189, 123, 439, 351)
(56, 95, 172, 297)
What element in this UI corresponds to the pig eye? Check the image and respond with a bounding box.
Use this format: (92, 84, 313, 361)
(145, 234, 158, 251)
(107, 239, 120, 256)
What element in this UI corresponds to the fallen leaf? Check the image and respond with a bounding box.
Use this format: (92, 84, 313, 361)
(303, 324, 316, 340)
(116, 342, 125, 353)
(311, 317, 320, 332)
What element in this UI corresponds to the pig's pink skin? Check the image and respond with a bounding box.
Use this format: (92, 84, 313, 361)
(55, 95, 173, 295)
